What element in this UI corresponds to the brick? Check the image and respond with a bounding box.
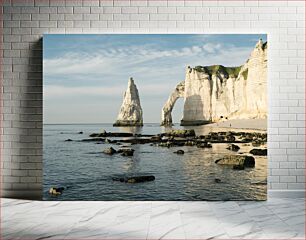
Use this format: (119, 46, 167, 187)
(21, 6, 39, 13)
(74, 7, 90, 13)
(65, 0, 82, 6)
(4, 21, 20, 28)
(103, 6, 121, 13)
(130, 14, 149, 21)
(74, 21, 90, 28)
(39, 21, 57, 28)
(148, 0, 167, 6)
(65, 14, 83, 20)
(158, 7, 176, 14)
(176, 7, 196, 14)
(49, 0, 65, 6)
(12, 13, 31, 20)
(31, 14, 49, 20)
(39, 7, 57, 14)
(90, 21, 107, 28)
(131, 0, 147, 7)
(57, 6, 73, 14)
(83, 0, 99, 6)
(138, 6, 157, 13)
(83, 13, 99, 20)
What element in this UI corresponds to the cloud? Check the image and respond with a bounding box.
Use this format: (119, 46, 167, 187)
(44, 83, 176, 99)
(44, 42, 227, 75)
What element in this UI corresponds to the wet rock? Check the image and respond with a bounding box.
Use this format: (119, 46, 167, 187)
(174, 150, 185, 154)
(226, 144, 240, 152)
(214, 178, 221, 183)
(151, 135, 161, 142)
(197, 142, 212, 148)
(250, 148, 267, 156)
(112, 175, 155, 183)
(226, 135, 236, 142)
(81, 138, 105, 142)
(233, 165, 245, 170)
(65, 139, 73, 142)
(165, 129, 196, 137)
(90, 132, 133, 138)
(78, 131, 83, 134)
(184, 140, 196, 146)
(117, 148, 134, 156)
(244, 156, 256, 167)
(49, 187, 65, 195)
(157, 141, 173, 148)
(103, 147, 117, 155)
(215, 155, 255, 168)
(90, 133, 105, 137)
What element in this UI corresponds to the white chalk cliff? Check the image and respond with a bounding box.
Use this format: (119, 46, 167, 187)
(161, 39, 267, 126)
(114, 78, 143, 127)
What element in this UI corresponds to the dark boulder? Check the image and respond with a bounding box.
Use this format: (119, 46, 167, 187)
(244, 156, 256, 167)
(197, 142, 212, 148)
(117, 148, 135, 156)
(78, 131, 83, 134)
(103, 147, 117, 155)
(174, 150, 185, 154)
(81, 137, 106, 142)
(226, 144, 240, 152)
(112, 175, 155, 183)
(65, 139, 73, 142)
(233, 165, 245, 170)
(250, 148, 267, 156)
(90, 133, 105, 137)
(214, 178, 221, 183)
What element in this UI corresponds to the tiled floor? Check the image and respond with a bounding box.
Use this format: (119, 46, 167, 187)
(2, 198, 305, 239)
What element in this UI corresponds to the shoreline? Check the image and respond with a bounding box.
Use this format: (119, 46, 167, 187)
(205, 119, 267, 131)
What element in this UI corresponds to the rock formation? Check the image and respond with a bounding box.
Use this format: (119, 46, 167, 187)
(113, 77, 143, 127)
(161, 81, 185, 126)
(161, 39, 267, 126)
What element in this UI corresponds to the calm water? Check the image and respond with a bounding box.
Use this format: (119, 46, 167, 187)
(43, 123, 267, 201)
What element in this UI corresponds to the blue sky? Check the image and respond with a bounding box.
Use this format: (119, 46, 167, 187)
(43, 34, 267, 124)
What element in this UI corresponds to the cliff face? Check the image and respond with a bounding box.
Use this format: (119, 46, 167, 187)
(161, 39, 267, 126)
(114, 78, 143, 127)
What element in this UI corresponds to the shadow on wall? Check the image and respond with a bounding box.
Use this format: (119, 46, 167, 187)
(18, 38, 43, 200)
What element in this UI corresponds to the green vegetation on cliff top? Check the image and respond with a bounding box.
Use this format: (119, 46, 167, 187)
(193, 65, 242, 78)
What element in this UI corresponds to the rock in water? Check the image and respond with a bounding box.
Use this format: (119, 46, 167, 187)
(117, 148, 135, 156)
(161, 39, 267, 126)
(103, 147, 117, 155)
(250, 148, 267, 156)
(49, 187, 65, 195)
(112, 175, 155, 183)
(113, 77, 143, 127)
(174, 150, 185, 154)
(226, 144, 240, 152)
(165, 129, 196, 137)
(215, 155, 255, 168)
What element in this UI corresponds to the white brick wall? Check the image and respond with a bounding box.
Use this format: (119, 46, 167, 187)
(1, 0, 305, 199)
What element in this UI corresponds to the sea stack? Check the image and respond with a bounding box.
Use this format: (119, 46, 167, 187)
(113, 77, 143, 127)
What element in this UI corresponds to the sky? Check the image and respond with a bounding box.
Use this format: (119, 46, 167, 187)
(43, 34, 267, 124)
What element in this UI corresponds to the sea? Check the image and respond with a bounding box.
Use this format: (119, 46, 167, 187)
(43, 123, 267, 201)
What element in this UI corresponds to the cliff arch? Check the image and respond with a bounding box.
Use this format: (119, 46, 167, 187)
(161, 81, 185, 126)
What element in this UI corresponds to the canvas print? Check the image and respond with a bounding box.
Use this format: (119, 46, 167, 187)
(43, 34, 267, 200)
